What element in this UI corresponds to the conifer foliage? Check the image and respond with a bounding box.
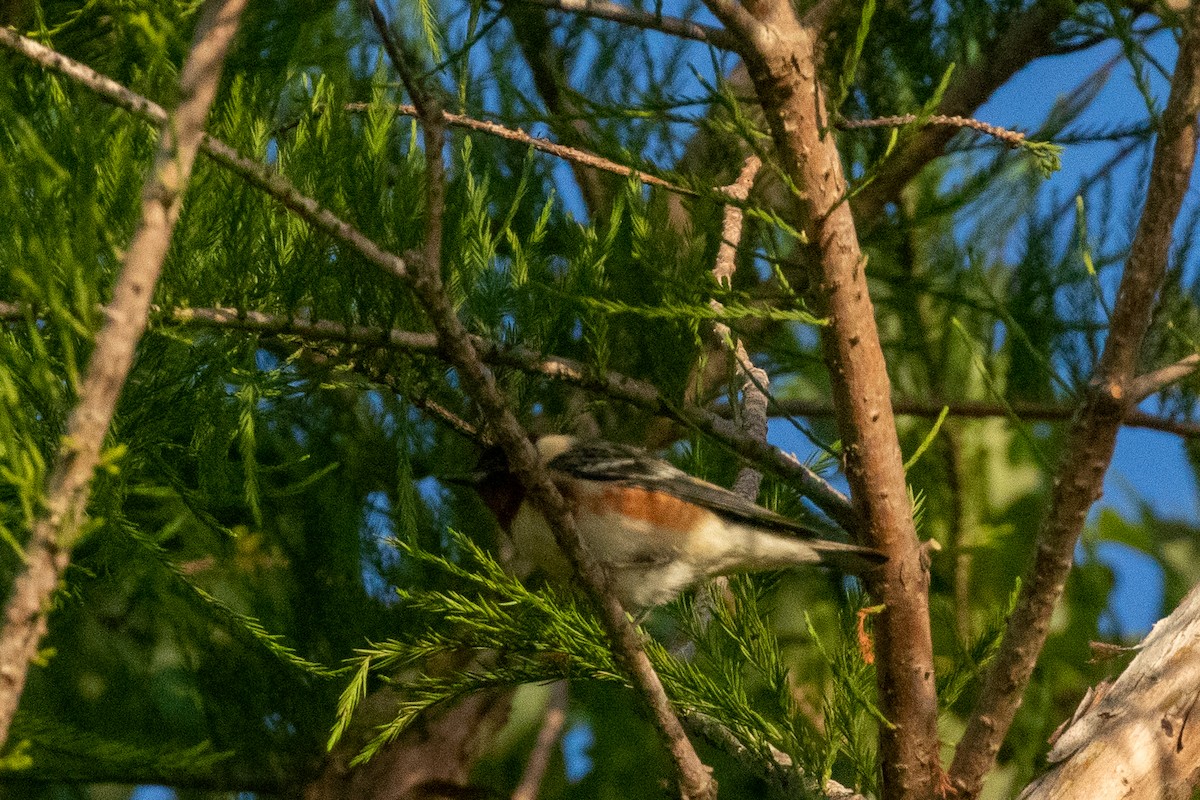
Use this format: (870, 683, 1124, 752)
(1, 2, 1200, 799)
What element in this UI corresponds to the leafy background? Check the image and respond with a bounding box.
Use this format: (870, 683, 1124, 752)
(0, 1, 1196, 799)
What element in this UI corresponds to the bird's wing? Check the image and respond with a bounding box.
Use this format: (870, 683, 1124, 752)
(545, 440, 815, 536)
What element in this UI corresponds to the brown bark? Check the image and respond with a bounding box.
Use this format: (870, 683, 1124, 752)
(0, 0, 247, 748)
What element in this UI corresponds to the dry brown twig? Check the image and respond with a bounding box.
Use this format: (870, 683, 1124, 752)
(838, 113, 1027, 149)
(506, 0, 737, 48)
(948, 2, 1200, 796)
(753, 397, 1200, 440)
(1129, 353, 1200, 402)
(167, 304, 852, 523)
(711, 155, 768, 500)
(851, 0, 1079, 226)
(345, 102, 698, 197)
(0, 0, 248, 747)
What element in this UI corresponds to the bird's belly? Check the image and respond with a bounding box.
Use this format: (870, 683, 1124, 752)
(509, 493, 719, 608)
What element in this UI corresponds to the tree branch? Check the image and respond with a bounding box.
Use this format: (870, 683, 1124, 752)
(711, 156, 767, 500)
(348, 102, 698, 197)
(408, 187, 722, 800)
(142, 303, 854, 525)
(511, 681, 569, 800)
(750, 397, 1200, 440)
(0, 0, 247, 748)
(838, 113, 1028, 150)
(501, 3, 616, 217)
(949, 4, 1200, 795)
(1129, 353, 1200, 403)
(696, 0, 761, 46)
(360, 0, 430, 118)
(707, 1, 942, 796)
(504, 0, 737, 49)
(1017, 583, 1200, 800)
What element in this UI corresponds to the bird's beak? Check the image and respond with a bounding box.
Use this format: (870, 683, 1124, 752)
(440, 471, 488, 487)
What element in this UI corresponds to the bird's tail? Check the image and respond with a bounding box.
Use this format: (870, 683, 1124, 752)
(727, 526, 886, 575)
(807, 539, 887, 574)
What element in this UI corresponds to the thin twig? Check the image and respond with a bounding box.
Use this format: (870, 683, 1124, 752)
(500, 6, 613, 217)
(512, 681, 569, 800)
(711, 155, 767, 501)
(838, 114, 1027, 149)
(504, 0, 737, 49)
(0, 300, 859, 526)
(852, 0, 1079, 227)
(0, 0, 247, 748)
(345, 102, 699, 197)
(1128, 353, 1200, 402)
(949, 3, 1200, 796)
(693, 155, 765, 642)
(360, 0, 429, 117)
(748, 397, 1200, 439)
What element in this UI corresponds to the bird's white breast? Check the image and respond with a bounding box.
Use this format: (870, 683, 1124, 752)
(508, 480, 733, 608)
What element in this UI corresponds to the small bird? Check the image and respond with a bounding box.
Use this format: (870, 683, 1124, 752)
(461, 434, 885, 610)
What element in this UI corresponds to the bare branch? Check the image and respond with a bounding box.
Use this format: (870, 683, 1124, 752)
(360, 0, 430, 117)
(348, 103, 699, 197)
(501, 5, 614, 217)
(1017, 583, 1200, 800)
(409, 238, 721, 800)
(838, 113, 1028, 149)
(711, 155, 767, 500)
(505, 0, 737, 49)
(153, 304, 855, 526)
(751, 397, 1200, 439)
(1129, 353, 1200, 402)
(697, 0, 761, 44)
(949, 4, 1200, 795)
(0, 0, 247, 747)
(512, 681, 569, 800)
